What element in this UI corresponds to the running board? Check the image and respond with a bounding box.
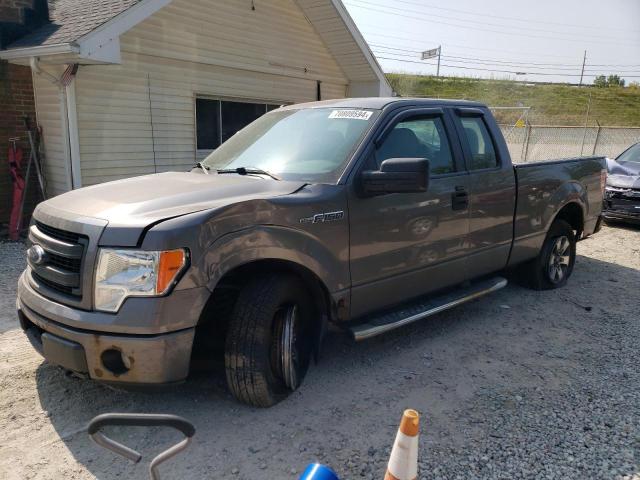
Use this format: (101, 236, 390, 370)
(350, 276, 508, 341)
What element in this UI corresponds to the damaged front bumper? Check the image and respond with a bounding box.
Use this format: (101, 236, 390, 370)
(16, 272, 199, 385)
(603, 187, 640, 224)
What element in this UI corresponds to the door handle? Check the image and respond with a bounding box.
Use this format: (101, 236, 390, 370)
(452, 186, 468, 211)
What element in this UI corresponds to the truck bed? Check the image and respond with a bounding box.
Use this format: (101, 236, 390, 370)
(508, 156, 606, 266)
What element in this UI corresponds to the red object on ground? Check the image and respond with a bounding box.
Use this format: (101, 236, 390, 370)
(8, 142, 25, 241)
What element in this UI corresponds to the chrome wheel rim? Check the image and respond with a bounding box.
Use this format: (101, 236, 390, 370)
(275, 304, 299, 390)
(548, 235, 571, 283)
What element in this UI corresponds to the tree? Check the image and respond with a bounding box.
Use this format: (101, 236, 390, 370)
(593, 74, 626, 87)
(607, 75, 625, 87)
(594, 75, 607, 87)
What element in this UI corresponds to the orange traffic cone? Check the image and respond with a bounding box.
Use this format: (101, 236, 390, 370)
(384, 409, 420, 480)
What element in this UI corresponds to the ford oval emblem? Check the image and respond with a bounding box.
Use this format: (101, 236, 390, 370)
(27, 245, 47, 265)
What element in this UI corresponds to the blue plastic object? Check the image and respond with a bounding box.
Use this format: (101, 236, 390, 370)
(299, 463, 340, 480)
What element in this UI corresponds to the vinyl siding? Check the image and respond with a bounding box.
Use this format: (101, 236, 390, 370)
(297, 0, 375, 81)
(75, 0, 349, 186)
(32, 67, 71, 195)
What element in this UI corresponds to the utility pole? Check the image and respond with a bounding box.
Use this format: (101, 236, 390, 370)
(437, 45, 441, 77)
(580, 92, 592, 156)
(579, 50, 587, 86)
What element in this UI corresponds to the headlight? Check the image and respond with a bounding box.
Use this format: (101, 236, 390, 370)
(94, 248, 187, 312)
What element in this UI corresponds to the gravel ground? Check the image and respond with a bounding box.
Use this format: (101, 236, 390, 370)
(0, 224, 639, 480)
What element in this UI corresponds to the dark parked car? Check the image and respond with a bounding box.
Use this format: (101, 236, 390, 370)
(604, 142, 640, 224)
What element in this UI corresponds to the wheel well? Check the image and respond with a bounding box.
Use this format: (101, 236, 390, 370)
(554, 202, 584, 238)
(191, 260, 331, 366)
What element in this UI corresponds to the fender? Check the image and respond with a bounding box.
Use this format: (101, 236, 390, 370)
(510, 178, 588, 267)
(200, 225, 349, 294)
(542, 180, 588, 233)
(140, 185, 350, 295)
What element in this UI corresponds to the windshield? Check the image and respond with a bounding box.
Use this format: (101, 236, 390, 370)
(202, 107, 379, 183)
(617, 143, 640, 163)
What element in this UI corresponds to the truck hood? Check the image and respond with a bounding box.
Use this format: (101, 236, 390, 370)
(606, 158, 640, 189)
(41, 171, 306, 228)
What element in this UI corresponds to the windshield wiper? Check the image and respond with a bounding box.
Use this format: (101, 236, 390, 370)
(193, 162, 210, 174)
(216, 166, 281, 181)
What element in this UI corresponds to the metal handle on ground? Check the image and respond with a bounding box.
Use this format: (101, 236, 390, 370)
(88, 413, 195, 480)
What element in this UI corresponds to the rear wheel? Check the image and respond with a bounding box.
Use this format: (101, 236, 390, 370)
(519, 219, 576, 290)
(224, 274, 312, 407)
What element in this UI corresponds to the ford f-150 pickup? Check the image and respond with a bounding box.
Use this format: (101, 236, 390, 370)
(17, 98, 607, 406)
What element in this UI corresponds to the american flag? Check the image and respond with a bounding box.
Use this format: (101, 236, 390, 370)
(61, 63, 79, 87)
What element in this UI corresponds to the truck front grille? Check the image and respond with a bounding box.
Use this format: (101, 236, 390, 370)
(28, 222, 88, 299)
(32, 272, 75, 296)
(35, 221, 82, 244)
(47, 252, 82, 272)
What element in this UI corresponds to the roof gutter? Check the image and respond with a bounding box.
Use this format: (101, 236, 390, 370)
(0, 43, 79, 60)
(1, 0, 171, 63)
(29, 56, 60, 84)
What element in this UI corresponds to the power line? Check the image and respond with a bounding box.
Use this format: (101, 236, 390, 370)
(375, 55, 640, 78)
(362, 30, 589, 60)
(586, 62, 640, 68)
(344, 0, 636, 47)
(347, 0, 635, 43)
(374, 0, 637, 34)
(584, 69, 640, 74)
(371, 45, 582, 68)
(439, 53, 582, 67)
(363, 33, 640, 67)
(370, 44, 640, 70)
(370, 49, 589, 71)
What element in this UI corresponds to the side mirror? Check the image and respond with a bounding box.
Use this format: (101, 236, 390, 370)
(360, 158, 430, 195)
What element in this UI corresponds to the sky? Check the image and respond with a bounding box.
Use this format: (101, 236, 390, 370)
(343, 0, 640, 84)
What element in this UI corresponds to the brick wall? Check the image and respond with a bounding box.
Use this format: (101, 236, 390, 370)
(0, 60, 37, 232)
(1, 0, 39, 234)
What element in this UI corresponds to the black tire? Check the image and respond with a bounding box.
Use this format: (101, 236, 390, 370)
(519, 219, 576, 290)
(224, 273, 313, 407)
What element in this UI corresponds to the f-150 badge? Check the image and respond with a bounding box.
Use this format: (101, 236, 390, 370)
(299, 211, 345, 224)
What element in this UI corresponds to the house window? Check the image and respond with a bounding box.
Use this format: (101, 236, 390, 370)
(196, 98, 280, 150)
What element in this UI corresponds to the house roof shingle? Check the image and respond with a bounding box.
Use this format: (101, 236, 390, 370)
(7, 0, 140, 49)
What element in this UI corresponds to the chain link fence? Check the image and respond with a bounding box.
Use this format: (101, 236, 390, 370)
(498, 124, 640, 163)
(490, 107, 640, 162)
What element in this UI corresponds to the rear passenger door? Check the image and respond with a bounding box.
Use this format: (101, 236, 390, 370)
(451, 108, 516, 278)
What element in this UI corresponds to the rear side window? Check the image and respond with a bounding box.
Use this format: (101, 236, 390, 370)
(460, 117, 498, 170)
(375, 116, 455, 174)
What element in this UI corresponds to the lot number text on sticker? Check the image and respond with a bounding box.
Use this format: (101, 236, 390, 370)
(328, 110, 373, 120)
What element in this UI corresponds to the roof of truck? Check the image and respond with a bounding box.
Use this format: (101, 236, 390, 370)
(282, 97, 486, 110)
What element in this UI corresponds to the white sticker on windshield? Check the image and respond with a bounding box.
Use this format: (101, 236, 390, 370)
(328, 109, 373, 120)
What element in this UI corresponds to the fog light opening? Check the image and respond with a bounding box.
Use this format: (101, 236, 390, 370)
(101, 348, 130, 376)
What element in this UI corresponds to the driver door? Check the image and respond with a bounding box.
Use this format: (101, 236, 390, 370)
(348, 108, 471, 318)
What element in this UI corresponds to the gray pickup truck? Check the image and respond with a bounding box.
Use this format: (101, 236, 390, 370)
(17, 98, 606, 406)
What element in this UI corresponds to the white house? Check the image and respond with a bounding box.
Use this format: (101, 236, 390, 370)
(0, 0, 391, 195)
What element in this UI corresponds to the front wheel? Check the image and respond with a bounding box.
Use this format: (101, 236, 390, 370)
(224, 274, 313, 407)
(519, 219, 576, 290)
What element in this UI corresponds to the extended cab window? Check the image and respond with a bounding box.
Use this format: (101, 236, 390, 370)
(376, 116, 455, 175)
(460, 117, 498, 170)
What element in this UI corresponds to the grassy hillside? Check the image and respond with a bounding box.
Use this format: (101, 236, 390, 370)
(386, 74, 640, 127)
